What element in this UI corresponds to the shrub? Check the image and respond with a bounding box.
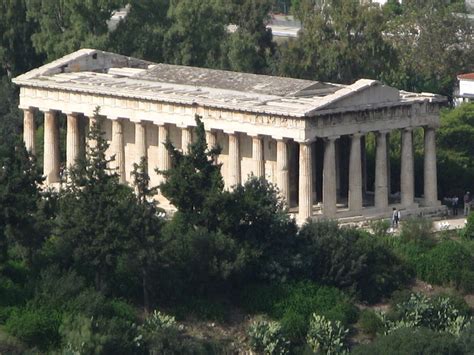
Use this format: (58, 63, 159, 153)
(459, 322, 474, 354)
(5, 306, 62, 350)
(385, 293, 471, 336)
(60, 314, 108, 354)
(461, 212, 474, 240)
(135, 310, 185, 353)
(369, 219, 391, 238)
(359, 309, 385, 337)
(415, 240, 474, 290)
(247, 319, 290, 355)
(352, 327, 463, 355)
(399, 217, 435, 249)
(173, 297, 230, 322)
(306, 314, 349, 355)
(239, 282, 357, 343)
(298, 220, 411, 303)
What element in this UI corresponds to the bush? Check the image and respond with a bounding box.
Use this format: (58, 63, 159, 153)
(399, 217, 435, 249)
(173, 297, 230, 322)
(298, 220, 411, 303)
(385, 293, 471, 336)
(359, 310, 385, 337)
(5, 306, 62, 350)
(247, 319, 290, 355)
(352, 327, 463, 355)
(306, 314, 349, 355)
(459, 322, 474, 354)
(369, 219, 391, 238)
(415, 240, 474, 291)
(159, 224, 244, 298)
(240, 282, 357, 343)
(461, 212, 474, 240)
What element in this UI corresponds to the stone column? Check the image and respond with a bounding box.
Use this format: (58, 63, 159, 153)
(87, 116, 98, 150)
(43, 110, 60, 184)
(66, 113, 80, 169)
(349, 133, 363, 211)
(375, 130, 389, 209)
(23, 108, 36, 155)
(181, 127, 192, 154)
(112, 120, 126, 183)
(424, 126, 438, 205)
(135, 121, 147, 161)
(251, 135, 265, 178)
(228, 133, 241, 187)
(206, 130, 217, 149)
(157, 124, 171, 178)
(323, 137, 338, 217)
(401, 128, 415, 207)
(298, 141, 313, 222)
(276, 139, 290, 204)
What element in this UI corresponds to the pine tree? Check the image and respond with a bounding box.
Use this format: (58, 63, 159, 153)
(130, 157, 165, 313)
(159, 114, 223, 229)
(55, 107, 134, 292)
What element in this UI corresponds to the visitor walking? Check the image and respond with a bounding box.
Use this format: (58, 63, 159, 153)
(464, 192, 471, 216)
(391, 207, 400, 228)
(452, 195, 459, 216)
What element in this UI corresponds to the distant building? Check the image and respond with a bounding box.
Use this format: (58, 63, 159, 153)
(454, 73, 474, 106)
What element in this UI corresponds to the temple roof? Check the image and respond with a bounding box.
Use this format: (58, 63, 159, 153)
(13, 49, 446, 117)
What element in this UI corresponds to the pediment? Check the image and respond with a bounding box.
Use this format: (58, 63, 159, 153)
(306, 80, 401, 115)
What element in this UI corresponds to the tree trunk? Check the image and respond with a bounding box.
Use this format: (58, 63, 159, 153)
(142, 267, 150, 314)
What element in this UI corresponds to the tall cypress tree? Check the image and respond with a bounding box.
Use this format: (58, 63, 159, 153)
(55, 108, 134, 292)
(159, 114, 223, 229)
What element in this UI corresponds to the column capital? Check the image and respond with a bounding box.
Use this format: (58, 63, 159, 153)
(63, 111, 80, 117)
(402, 127, 414, 133)
(247, 133, 264, 138)
(323, 135, 340, 142)
(351, 132, 364, 138)
(274, 136, 290, 142)
(295, 138, 315, 145)
(377, 129, 391, 135)
(424, 124, 439, 130)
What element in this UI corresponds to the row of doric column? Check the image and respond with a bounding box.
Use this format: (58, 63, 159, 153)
(23, 108, 438, 223)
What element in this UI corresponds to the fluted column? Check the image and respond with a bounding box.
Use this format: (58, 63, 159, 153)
(135, 121, 147, 161)
(375, 130, 389, 209)
(66, 113, 80, 170)
(43, 110, 60, 184)
(276, 139, 290, 204)
(23, 108, 36, 155)
(206, 130, 217, 149)
(181, 127, 192, 154)
(401, 128, 415, 206)
(424, 126, 438, 205)
(349, 133, 363, 211)
(298, 141, 313, 222)
(323, 137, 338, 217)
(228, 132, 241, 188)
(157, 124, 171, 181)
(251, 135, 265, 178)
(112, 120, 126, 183)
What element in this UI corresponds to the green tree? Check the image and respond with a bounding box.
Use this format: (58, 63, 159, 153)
(26, 0, 125, 61)
(216, 177, 298, 282)
(0, 136, 44, 266)
(163, 0, 227, 67)
(109, 0, 170, 63)
(437, 103, 474, 197)
(278, 0, 395, 83)
(129, 158, 165, 313)
(54, 108, 134, 292)
(0, 0, 43, 77)
(223, 0, 275, 74)
(158, 114, 223, 229)
(383, 0, 474, 96)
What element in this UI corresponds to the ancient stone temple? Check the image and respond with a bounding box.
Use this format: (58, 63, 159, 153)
(13, 49, 446, 223)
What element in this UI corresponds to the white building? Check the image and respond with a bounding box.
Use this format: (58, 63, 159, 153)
(455, 73, 474, 106)
(13, 49, 446, 223)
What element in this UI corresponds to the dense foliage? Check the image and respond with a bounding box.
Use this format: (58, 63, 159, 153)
(1, 0, 474, 353)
